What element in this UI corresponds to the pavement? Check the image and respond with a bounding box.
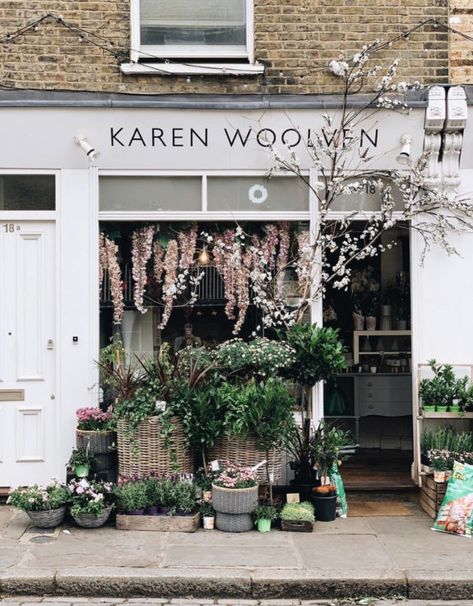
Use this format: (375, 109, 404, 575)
(1, 502, 473, 602)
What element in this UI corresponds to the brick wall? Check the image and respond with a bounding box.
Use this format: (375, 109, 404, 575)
(450, 0, 473, 83)
(0, 0, 449, 94)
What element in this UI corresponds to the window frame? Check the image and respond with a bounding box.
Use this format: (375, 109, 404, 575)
(130, 0, 254, 63)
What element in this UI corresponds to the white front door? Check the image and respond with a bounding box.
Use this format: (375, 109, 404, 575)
(0, 221, 56, 488)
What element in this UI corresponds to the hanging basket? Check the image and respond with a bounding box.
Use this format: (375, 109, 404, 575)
(208, 435, 282, 484)
(76, 430, 115, 455)
(117, 416, 193, 478)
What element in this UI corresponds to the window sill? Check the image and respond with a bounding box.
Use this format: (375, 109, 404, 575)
(120, 62, 265, 76)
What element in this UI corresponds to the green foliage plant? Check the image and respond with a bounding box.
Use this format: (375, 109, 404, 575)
(419, 360, 468, 410)
(68, 447, 94, 468)
(253, 504, 278, 521)
(114, 480, 148, 513)
(310, 421, 352, 481)
(280, 502, 315, 522)
(200, 501, 215, 517)
(8, 482, 69, 511)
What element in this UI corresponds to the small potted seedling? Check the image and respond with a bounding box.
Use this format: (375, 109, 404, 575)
(253, 504, 278, 533)
(200, 501, 215, 530)
(280, 502, 315, 532)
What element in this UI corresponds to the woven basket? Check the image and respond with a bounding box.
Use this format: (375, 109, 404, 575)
(216, 512, 253, 533)
(72, 505, 112, 529)
(27, 506, 66, 529)
(117, 416, 193, 478)
(208, 435, 282, 483)
(212, 484, 258, 514)
(76, 430, 115, 455)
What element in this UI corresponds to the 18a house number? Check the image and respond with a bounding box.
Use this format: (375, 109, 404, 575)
(3, 224, 20, 233)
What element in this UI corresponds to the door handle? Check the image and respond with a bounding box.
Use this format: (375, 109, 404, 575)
(50, 394, 55, 400)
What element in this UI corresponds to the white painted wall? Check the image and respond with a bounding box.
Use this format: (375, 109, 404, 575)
(56, 169, 98, 481)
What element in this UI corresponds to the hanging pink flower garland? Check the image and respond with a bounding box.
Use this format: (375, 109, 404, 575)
(160, 239, 179, 329)
(131, 225, 155, 313)
(100, 234, 124, 325)
(276, 221, 291, 298)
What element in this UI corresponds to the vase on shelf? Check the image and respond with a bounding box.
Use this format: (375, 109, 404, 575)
(365, 316, 377, 331)
(352, 312, 364, 331)
(380, 305, 392, 331)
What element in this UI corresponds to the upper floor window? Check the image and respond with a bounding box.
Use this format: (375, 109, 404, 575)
(132, 0, 252, 61)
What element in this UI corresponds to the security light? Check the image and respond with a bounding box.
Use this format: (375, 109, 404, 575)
(396, 134, 412, 165)
(74, 135, 100, 162)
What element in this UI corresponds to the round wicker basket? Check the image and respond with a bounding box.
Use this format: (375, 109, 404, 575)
(216, 512, 253, 533)
(27, 506, 66, 529)
(117, 416, 193, 478)
(76, 430, 115, 455)
(208, 435, 282, 484)
(72, 505, 112, 529)
(212, 484, 258, 514)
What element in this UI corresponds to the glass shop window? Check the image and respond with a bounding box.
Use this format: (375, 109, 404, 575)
(0, 175, 55, 211)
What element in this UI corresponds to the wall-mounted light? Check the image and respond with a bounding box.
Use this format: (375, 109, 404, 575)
(74, 135, 100, 162)
(396, 134, 412, 165)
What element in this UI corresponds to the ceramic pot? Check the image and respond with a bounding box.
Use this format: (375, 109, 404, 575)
(433, 470, 446, 483)
(75, 464, 89, 478)
(203, 516, 215, 530)
(257, 518, 271, 533)
(352, 312, 364, 331)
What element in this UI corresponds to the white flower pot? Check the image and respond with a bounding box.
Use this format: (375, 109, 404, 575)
(203, 516, 215, 530)
(434, 470, 446, 483)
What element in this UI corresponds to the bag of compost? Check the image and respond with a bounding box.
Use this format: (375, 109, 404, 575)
(330, 463, 348, 518)
(432, 461, 473, 537)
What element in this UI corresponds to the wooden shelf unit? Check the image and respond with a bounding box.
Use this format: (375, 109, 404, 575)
(353, 330, 412, 365)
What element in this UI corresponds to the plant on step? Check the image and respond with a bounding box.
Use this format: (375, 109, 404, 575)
(7, 481, 69, 512)
(280, 502, 315, 523)
(310, 421, 352, 483)
(114, 480, 148, 513)
(68, 478, 115, 517)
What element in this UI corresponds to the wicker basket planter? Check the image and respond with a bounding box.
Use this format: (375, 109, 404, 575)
(216, 512, 253, 533)
(27, 506, 67, 529)
(212, 484, 258, 514)
(117, 416, 193, 478)
(72, 506, 113, 528)
(208, 435, 282, 484)
(76, 430, 115, 455)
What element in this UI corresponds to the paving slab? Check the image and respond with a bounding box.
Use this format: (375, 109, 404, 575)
(19, 528, 165, 569)
(163, 545, 300, 569)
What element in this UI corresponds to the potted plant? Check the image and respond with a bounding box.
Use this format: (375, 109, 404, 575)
(76, 406, 115, 455)
(114, 479, 148, 515)
(419, 360, 468, 413)
(212, 464, 258, 533)
(280, 502, 315, 532)
(200, 501, 215, 530)
(429, 449, 450, 483)
(144, 476, 162, 515)
(281, 324, 346, 496)
(68, 478, 114, 528)
(253, 504, 278, 532)
(68, 447, 94, 478)
(310, 422, 351, 522)
(7, 481, 69, 528)
(173, 480, 197, 516)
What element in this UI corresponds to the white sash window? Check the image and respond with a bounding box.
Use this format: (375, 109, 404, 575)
(131, 0, 253, 61)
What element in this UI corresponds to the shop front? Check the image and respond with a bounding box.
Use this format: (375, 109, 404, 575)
(0, 90, 471, 490)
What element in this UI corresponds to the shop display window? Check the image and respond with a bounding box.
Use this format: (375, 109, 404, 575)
(0, 175, 55, 211)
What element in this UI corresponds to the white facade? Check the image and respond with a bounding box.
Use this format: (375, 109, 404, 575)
(0, 92, 471, 487)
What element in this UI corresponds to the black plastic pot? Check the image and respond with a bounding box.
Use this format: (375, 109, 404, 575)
(311, 494, 337, 522)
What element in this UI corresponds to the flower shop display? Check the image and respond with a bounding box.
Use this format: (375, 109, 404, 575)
(280, 502, 315, 533)
(76, 406, 115, 455)
(68, 478, 115, 528)
(68, 447, 94, 478)
(212, 464, 258, 533)
(7, 481, 69, 529)
(253, 504, 278, 533)
(115, 476, 200, 532)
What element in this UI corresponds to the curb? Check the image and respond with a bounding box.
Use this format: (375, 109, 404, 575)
(1, 568, 473, 600)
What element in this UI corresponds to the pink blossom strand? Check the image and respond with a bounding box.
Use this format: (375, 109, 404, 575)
(131, 226, 154, 314)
